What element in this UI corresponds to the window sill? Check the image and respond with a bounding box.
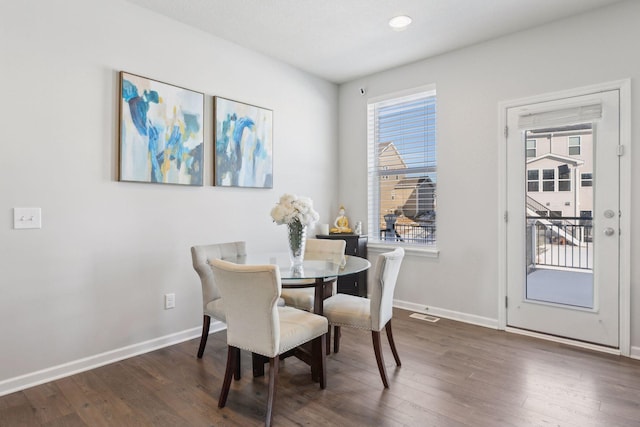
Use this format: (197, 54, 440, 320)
(367, 242, 439, 258)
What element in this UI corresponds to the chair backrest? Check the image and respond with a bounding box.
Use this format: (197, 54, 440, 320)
(370, 248, 405, 331)
(305, 238, 346, 266)
(210, 259, 281, 358)
(191, 242, 247, 309)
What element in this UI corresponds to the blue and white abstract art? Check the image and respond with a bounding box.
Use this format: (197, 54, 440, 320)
(119, 72, 204, 186)
(214, 97, 273, 188)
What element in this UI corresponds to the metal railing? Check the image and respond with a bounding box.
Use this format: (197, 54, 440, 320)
(380, 223, 436, 245)
(528, 216, 592, 270)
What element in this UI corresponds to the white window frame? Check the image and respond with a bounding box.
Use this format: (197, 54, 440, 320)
(367, 85, 437, 251)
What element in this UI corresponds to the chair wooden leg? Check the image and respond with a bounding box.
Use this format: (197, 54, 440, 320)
(265, 357, 279, 427)
(252, 352, 267, 377)
(333, 326, 341, 353)
(218, 346, 238, 408)
(314, 335, 327, 389)
(385, 321, 401, 366)
(197, 315, 211, 358)
(372, 331, 389, 388)
(326, 326, 332, 355)
(234, 349, 241, 380)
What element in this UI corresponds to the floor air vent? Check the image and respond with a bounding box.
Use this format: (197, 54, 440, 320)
(409, 313, 440, 323)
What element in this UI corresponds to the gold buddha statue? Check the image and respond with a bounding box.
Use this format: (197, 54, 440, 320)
(330, 206, 352, 233)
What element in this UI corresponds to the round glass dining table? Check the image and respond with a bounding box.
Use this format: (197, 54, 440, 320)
(240, 252, 371, 315)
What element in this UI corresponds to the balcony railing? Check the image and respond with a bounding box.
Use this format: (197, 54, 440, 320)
(527, 216, 592, 270)
(380, 223, 436, 245)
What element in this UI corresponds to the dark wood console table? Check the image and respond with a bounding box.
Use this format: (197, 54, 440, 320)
(316, 234, 368, 297)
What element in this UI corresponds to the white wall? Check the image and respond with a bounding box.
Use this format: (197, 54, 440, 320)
(0, 0, 338, 391)
(339, 1, 640, 345)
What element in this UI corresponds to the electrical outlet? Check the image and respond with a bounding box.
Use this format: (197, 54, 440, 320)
(165, 293, 175, 309)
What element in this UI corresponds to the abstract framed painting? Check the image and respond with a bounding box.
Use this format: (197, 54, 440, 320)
(119, 71, 204, 186)
(214, 97, 273, 188)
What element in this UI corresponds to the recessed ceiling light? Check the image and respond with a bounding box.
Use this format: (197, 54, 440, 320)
(389, 15, 412, 31)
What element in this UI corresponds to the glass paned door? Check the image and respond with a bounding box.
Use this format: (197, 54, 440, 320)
(506, 90, 620, 348)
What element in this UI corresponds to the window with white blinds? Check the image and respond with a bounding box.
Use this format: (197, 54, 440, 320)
(367, 88, 437, 246)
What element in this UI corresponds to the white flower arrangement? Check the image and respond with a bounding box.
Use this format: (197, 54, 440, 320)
(270, 193, 319, 226)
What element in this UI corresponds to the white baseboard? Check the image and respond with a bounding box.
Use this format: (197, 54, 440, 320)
(0, 321, 226, 397)
(394, 299, 499, 329)
(630, 346, 640, 360)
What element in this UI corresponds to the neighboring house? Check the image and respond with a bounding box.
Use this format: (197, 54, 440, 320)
(378, 142, 436, 224)
(397, 177, 436, 220)
(378, 141, 407, 218)
(525, 126, 593, 219)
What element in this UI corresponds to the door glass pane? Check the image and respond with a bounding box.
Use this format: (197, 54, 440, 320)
(524, 125, 594, 309)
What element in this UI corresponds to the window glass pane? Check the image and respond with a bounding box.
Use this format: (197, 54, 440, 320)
(542, 169, 554, 180)
(526, 139, 537, 158)
(568, 136, 581, 155)
(527, 170, 539, 180)
(367, 89, 437, 246)
(558, 166, 571, 192)
(543, 181, 554, 191)
(528, 182, 539, 192)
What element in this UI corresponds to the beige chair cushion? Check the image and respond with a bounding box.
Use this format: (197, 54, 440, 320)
(322, 293, 371, 330)
(278, 306, 328, 353)
(204, 299, 226, 322)
(280, 287, 315, 311)
(323, 248, 405, 332)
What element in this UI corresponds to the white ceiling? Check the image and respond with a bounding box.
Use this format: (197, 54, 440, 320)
(126, 0, 623, 84)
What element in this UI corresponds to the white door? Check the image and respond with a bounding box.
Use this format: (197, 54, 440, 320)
(506, 90, 620, 347)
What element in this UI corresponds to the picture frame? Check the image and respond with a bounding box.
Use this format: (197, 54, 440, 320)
(119, 71, 204, 186)
(214, 96, 273, 188)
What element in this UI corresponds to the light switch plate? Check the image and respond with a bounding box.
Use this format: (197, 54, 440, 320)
(14, 207, 42, 229)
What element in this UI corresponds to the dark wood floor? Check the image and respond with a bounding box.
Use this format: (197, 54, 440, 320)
(2, 308, 640, 426)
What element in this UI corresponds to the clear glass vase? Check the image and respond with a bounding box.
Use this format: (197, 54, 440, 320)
(287, 221, 307, 267)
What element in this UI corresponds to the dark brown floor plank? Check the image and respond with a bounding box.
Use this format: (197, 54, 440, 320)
(2, 308, 640, 426)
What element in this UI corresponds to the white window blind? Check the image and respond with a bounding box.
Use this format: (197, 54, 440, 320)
(367, 89, 437, 245)
(518, 103, 602, 129)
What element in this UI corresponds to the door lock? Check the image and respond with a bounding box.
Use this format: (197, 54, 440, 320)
(604, 227, 615, 236)
(604, 210, 615, 218)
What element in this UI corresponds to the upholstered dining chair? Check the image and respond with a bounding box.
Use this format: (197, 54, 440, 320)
(280, 238, 346, 311)
(191, 241, 247, 361)
(211, 259, 327, 427)
(191, 242, 247, 361)
(191, 242, 286, 371)
(322, 247, 405, 388)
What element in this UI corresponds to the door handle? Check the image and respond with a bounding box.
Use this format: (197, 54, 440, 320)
(604, 227, 615, 236)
